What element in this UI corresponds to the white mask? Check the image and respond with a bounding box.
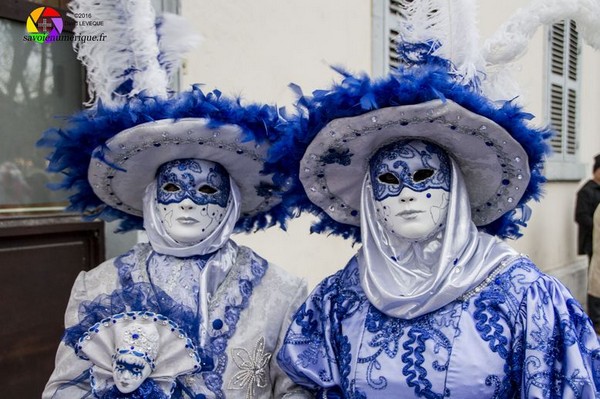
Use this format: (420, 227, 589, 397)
(369, 139, 451, 240)
(112, 353, 152, 393)
(155, 159, 230, 244)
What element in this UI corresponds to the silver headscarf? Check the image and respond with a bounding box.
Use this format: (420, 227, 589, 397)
(359, 157, 517, 319)
(142, 177, 242, 344)
(142, 178, 241, 258)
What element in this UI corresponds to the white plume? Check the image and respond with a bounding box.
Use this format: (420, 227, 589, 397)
(483, 0, 600, 65)
(480, 0, 600, 103)
(68, 0, 198, 107)
(393, 0, 483, 85)
(156, 13, 202, 85)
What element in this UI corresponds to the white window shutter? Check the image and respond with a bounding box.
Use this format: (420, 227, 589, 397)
(547, 19, 580, 160)
(371, 5, 586, 180)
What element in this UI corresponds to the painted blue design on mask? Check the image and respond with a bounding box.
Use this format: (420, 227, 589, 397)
(156, 159, 230, 207)
(114, 358, 147, 378)
(369, 140, 451, 202)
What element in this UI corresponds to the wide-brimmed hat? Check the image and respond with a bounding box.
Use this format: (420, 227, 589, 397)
(39, 87, 291, 232)
(277, 54, 550, 241)
(39, 0, 292, 232)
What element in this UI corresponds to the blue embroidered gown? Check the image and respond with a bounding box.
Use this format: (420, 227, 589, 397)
(277, 256, 600, 398)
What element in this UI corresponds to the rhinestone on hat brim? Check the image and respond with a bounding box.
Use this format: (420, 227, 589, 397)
(299, 100, 530, 227)
(88, 119, 281, 218)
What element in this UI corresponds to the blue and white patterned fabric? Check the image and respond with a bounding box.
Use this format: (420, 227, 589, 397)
(278, 255, 600, 399)
(43, 241, 310, 399)
(278, 149, 600, 398)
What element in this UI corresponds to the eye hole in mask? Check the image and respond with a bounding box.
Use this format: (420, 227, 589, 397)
(378, 172, 400, 185)
(412, 169, 434, 182)
(198, 185, 218, 194)
(162, 183, 181, 192)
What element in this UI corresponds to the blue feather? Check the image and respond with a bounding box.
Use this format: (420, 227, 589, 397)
(271, 49, 551, 241)
(38, 86, 292, 234)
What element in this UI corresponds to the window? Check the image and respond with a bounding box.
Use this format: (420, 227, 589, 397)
(0, 0, 182, 216)
(372, 4, 586, 181)
(151, 0, 179, 14)
(372, 0, 403, 77)
(372, 0, 440, 76)
(544, 20, 585, 180)
(0, 2, 83, 214)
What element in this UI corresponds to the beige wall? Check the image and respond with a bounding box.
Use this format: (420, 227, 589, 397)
(181, 0, 370, 288)
(181, 0, 600, 289)
(181, 0, 371, 105)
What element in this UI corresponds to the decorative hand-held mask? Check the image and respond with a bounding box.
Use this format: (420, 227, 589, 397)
(156, 159, 231, 244)
(369, 139, 451, 240)
(113, 353, 152, 393)
(112, 323, 158, 393)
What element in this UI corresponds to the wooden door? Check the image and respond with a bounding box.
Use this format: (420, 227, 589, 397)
(0, 215, 104, 398)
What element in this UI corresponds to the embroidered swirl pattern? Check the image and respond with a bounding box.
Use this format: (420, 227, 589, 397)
(278, 257, 600, 398)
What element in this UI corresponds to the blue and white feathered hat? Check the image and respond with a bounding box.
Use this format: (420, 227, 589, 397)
(38, 0, 291, 233)
(275, 0, 600, 242)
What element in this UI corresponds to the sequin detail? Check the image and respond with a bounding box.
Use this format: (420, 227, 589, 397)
(228, 336, 272, 399)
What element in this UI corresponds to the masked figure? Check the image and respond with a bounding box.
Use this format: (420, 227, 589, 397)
(40, 0, 310, 396)
(41, 89, 310, 399)
(276, 45, 600, 398)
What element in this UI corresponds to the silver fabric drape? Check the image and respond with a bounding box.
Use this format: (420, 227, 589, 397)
(359, 157, 517, 319)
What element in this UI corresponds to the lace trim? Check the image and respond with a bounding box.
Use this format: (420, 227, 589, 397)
(459, 254, 524, 301)
(227, 336, 272, 399)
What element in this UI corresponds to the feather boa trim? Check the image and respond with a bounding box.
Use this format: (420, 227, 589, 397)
(38, 87, 294, 233)
(272, 50, 551, 242)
